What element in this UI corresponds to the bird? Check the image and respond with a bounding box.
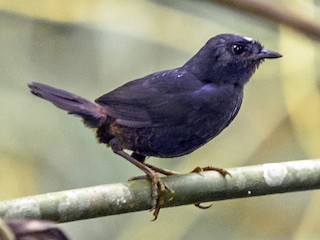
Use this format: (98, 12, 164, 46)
(28, 33, 282, 219)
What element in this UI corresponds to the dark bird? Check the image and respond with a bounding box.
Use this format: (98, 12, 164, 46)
(28, 33, 282, 219)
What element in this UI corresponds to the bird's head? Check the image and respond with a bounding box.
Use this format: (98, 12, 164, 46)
(184, 34, 282, 86)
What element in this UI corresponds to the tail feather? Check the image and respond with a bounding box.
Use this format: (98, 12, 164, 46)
(28, 82, 106, 128)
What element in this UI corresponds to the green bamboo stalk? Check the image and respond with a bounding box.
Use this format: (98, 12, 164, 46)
(0, 159, 319, 223)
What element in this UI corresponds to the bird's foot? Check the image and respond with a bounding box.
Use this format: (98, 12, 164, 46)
(129, 171, 175, 220)
(191, 165, 231, 177)
(192, 165, 230, 209)
(149, 174, 175, 220)
(128, 161, 229, 218)
(111, 146, 175, 220)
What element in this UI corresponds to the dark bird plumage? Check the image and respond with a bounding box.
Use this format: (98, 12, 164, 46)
(28, 33, 282, 219)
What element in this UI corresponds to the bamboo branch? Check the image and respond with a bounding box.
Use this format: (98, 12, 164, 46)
(0, 159, 319, 223)
(211, 0, 320, 39)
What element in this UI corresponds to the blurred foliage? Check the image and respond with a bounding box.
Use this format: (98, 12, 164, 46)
(0, 0, 319, 239)
(0, 219, 70, 240)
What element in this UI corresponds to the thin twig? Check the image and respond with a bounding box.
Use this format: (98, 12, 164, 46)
(211, 0, 320, 39)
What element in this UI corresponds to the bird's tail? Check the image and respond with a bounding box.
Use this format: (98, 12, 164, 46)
(28, 82, 106, 128)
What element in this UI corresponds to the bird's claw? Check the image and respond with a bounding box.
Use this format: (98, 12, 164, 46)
(191, 165, 231, 177)
(149, 175, 175, 221)
(195, 202, 213, 209)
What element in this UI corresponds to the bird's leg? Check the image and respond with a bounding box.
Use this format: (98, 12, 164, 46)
(110, 139, 166, 220)
(130, 152, 180, 176)
(145, 164, 180, 176)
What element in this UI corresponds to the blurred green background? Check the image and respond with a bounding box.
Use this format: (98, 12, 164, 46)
(0, 0, 320, 239)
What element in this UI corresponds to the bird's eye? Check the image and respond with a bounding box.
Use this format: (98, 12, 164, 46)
(232, 44, 246, 55)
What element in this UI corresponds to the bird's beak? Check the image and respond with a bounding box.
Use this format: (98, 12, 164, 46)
(259, 49, 282, 59)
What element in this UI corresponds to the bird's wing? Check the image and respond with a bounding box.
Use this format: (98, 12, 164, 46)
(95, 70, 213, 128)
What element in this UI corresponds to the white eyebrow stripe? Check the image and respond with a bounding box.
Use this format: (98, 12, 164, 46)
(243, 36, 253, 42)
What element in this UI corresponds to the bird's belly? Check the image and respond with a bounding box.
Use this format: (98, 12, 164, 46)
(129, 117, 230, 158)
